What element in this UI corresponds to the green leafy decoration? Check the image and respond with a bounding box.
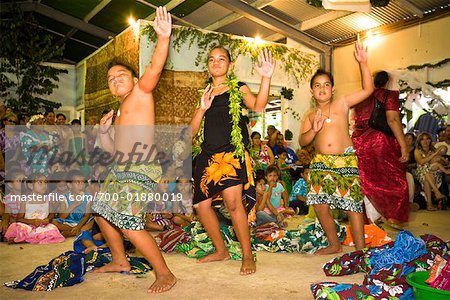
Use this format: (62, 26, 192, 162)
(406, 58, 450, 71)
(281, 86, 294, 100)
(192, 73, 246, 161)
(142, 25, 318, 86)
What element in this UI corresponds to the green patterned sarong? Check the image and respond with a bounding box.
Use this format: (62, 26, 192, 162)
(306, 151, 363, 213)
(92, 162, 161, 230)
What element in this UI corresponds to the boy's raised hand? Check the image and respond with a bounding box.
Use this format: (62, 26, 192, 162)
(354, 41, 368, 64)
(154, 6, 172, 39)
(312, 109, 326, 133)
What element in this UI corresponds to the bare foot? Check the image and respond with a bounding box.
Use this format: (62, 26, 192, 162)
(314, 244, 342, 255)
(93, 262, 131, 273)
(197, 251, 230, 263)
(240, 256, 256, 275)
(148, 272, 177, 293)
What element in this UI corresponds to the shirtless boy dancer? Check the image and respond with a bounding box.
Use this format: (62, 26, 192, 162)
(92, 7, 176, 293)
(299, 42, 374, 255)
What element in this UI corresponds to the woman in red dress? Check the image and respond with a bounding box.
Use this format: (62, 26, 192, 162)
(352, 71, 409, 225)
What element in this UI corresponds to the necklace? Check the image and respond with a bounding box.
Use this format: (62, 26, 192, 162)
(323, 102, 332, 123)
(212, 82, 225, 89)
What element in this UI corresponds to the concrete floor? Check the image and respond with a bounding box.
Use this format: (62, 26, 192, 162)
(1, 210, 449, 300)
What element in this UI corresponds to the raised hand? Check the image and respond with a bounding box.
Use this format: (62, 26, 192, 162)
(312, 109, 326, 133)
(200, 85, 214, 111)
(154, 6, 172, 39)
(99, 110, 114, 134)
(354, 41, 368, 64)
(255, 48, 276, 79)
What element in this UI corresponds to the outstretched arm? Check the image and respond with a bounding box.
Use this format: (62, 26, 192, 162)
(343, 42, 374, 108)
(138, 7, 172, 93)
(242, 49, 276, 112)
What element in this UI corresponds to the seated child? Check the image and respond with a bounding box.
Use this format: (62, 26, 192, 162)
(256, 165, 295, 227)
(431, 145, 450, 174)
(4, 173, 65, 244)
(289, 167, 310, 215)
(277, 148, 292, 194)
(145, 177, 174, 231)
(49, 171, 69, 216)
(172, 177, 194, 228)
(73, 219, 106, 254)
(1, 169, 25, 240)
(52, 170, 92, 237)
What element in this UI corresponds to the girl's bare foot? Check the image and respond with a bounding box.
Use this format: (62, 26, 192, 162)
(314, 244, 342, 255)
(240, 256, 256, 275)
(148, 272, 177, 293)
(197, 251, 230, 263)
(93, 261, 131, 273)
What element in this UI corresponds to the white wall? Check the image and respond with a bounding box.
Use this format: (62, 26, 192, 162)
(332, 16, 450, 98)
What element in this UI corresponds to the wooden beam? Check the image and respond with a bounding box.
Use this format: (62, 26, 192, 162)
(134, 0, 199, 28)
(1, 2, 115, 39)
(205, 0, 276, 31)
(144, 0, 185, 20)
(84, 0, 112, 22)
(394, 0, 424, 18)
(264, 11, 352, 42)
(211, 0, 330, 54)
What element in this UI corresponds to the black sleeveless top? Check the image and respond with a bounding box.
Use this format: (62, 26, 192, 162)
(201, 81, 250, 155)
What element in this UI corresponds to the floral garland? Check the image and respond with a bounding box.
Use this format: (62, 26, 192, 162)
(193, 73, 246, 161)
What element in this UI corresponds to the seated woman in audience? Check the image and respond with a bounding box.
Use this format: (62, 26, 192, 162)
(250, 131, 274, 172)
(4, 173, 65, 244)
(414, 132, 448, 210)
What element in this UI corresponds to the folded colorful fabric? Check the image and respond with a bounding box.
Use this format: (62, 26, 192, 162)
(5, 249, 152, 291)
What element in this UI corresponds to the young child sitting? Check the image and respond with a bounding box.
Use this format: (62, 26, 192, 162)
(4, 173, 65, 244)
(73, 219, 106, 254)
(1, 169, 25, 241)
(145, 177, 174, 231)
(256, 165, 295, 227)
(52, 170, 92, 237)
(277, 148, 293, 194)
(289, 167, 310, 215)
(172, 177, 194, 228)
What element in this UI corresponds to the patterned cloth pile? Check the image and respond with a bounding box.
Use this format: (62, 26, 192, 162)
(311, 232, 450, 299)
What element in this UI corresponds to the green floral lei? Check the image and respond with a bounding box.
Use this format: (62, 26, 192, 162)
(193, 72, 246, 161)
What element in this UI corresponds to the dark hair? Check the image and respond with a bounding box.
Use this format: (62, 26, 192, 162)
(405, 132, 415, 140)
(44, 110, 55, 117)
(277, 148, 287, 155)
(107, 60, 138, 78)
(255, 173, 266, 184)
(374, 71, 389, 88)
(209, 46, 232, 62)
(71, 119, 81, 125)
(251, 131, 261, 139)
(310, 69, 334, 88)
(56, 113, 66, 120)
(265, 164, 280, 177)
(67, 170, 85, 181)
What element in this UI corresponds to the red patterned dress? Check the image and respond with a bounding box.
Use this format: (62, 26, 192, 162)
(352, 88, 409, 223)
